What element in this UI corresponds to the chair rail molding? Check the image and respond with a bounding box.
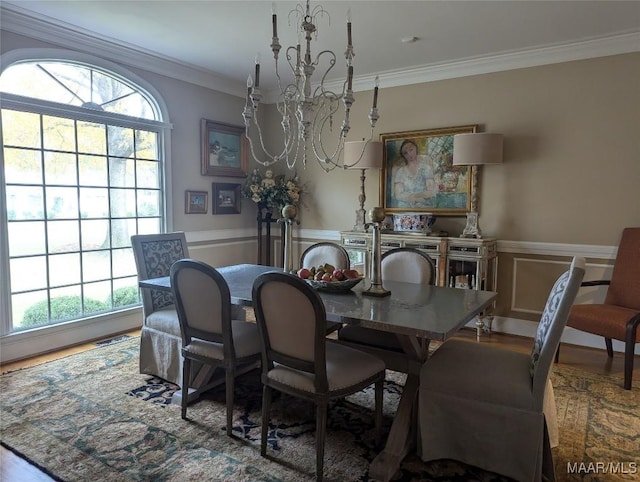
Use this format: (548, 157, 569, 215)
(497, 240, 617, 259)
(186, 228, 255, 243)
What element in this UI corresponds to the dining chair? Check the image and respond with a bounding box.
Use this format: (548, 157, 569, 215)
(557, 227, 639, 389)
(300, 241, 351, 334)
(252, 271, 385, 481)
(131, 232, 189, 385)
(337, 248, 436, 373)
(300, 242, 350, 270)
(418, 257, 585, 482)
(170, 259, 262, 436)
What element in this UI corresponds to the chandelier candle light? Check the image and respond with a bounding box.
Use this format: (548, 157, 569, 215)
(242, 1, 381, 171)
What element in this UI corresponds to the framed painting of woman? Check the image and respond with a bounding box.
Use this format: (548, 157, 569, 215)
(380, 125, 477, 215)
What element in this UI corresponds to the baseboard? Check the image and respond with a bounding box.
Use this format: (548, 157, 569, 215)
(0, 308, 141, 364)
(480, 316, 639, 355)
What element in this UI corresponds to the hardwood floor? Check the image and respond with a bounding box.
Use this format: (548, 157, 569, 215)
(1, 328, 637, 482)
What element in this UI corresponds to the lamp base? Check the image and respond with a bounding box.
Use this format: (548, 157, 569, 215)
(460, 211, 483, 238)
(353, 208, 367, 232)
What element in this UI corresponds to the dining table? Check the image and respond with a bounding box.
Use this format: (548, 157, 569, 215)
(139, 263, 497, 482)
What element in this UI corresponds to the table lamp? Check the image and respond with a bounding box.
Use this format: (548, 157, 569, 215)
(344, 140, 383, 232)
(452, 133, 503, 238)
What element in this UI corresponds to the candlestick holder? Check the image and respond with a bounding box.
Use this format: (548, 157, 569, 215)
(363, 206, 390, 297)
(278, 204, 299, 273)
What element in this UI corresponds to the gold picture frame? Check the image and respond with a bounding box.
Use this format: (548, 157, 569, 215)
(380, 125, 477, 216)
(185, 190, 208, 214)
(201, 119, 248, 177)
(212, 182, 241, 215)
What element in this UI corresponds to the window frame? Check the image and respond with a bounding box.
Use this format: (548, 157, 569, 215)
(0, 51, 173, 338)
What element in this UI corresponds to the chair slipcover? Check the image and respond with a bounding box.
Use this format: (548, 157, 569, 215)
(419, 257, 585, 482)
(132, 232, 188, 385)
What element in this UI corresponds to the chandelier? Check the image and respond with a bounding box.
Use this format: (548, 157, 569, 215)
(242, 0, 381, 172)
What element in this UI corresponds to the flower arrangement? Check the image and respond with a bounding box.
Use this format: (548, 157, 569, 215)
(242, 168, 302, 210)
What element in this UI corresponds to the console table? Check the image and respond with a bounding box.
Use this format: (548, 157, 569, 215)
(340, 231, 498, 335)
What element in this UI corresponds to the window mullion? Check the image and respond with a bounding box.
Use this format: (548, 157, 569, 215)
(2, 58, 166, 335)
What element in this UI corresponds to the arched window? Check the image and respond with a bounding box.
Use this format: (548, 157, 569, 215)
(1, 58, 168, 333)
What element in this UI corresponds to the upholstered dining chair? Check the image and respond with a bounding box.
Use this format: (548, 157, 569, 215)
(170, 259, 262, 436)
(419, 257, 585, 482)
(132, 232, 189, 385)
(300, 241, 351, 335)
(558, 227, 640, 389)
(337, 248, 436, 373)
(299, 242, 350, 270)
(252, 271, 385, 481)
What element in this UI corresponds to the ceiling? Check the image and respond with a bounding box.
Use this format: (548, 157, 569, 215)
(2, 1, 639, 98)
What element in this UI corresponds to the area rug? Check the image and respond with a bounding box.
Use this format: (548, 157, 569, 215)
(1, 338, 638, 482)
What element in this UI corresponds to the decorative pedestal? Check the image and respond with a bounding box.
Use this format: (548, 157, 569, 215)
(256, 203, 285, 266)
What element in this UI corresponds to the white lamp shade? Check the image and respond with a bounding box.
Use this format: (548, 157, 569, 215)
(344, 140, 383, 169)
(452, 133, 503, 165)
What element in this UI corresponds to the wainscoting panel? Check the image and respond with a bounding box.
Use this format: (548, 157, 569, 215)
(511, 258, 571, 315)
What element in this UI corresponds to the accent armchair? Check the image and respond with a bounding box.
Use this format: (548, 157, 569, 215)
(558, 227, 640, 389)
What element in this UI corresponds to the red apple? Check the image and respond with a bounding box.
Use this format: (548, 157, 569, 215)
(297, 268, 311, 279)
(344, 269, 360, 279)
(322, 273, 332, 282)
(333, 269, 345, 281)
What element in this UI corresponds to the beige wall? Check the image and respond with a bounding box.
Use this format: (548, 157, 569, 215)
(287, 53, 640, 246)
(6, 26, 635, 245)
(2, 23, 638, 360)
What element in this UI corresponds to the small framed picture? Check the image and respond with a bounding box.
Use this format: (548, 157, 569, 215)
(185, 190, 208, 214)
(201, 119, 248, 177)
(212, 182, 241, 215)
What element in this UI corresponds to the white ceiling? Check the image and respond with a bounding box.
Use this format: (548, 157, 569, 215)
(2, 1, 639, 98)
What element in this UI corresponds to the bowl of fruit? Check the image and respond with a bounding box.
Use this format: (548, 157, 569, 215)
(296, 263, 363, 292)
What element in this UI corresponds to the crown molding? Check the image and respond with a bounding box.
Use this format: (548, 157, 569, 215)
(343, 31, 640, 93)
(2, 5, 638, 102)
(0, 6, 246, 98)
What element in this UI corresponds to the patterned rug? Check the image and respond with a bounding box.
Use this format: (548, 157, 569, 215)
(1, 338, 638, 482)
